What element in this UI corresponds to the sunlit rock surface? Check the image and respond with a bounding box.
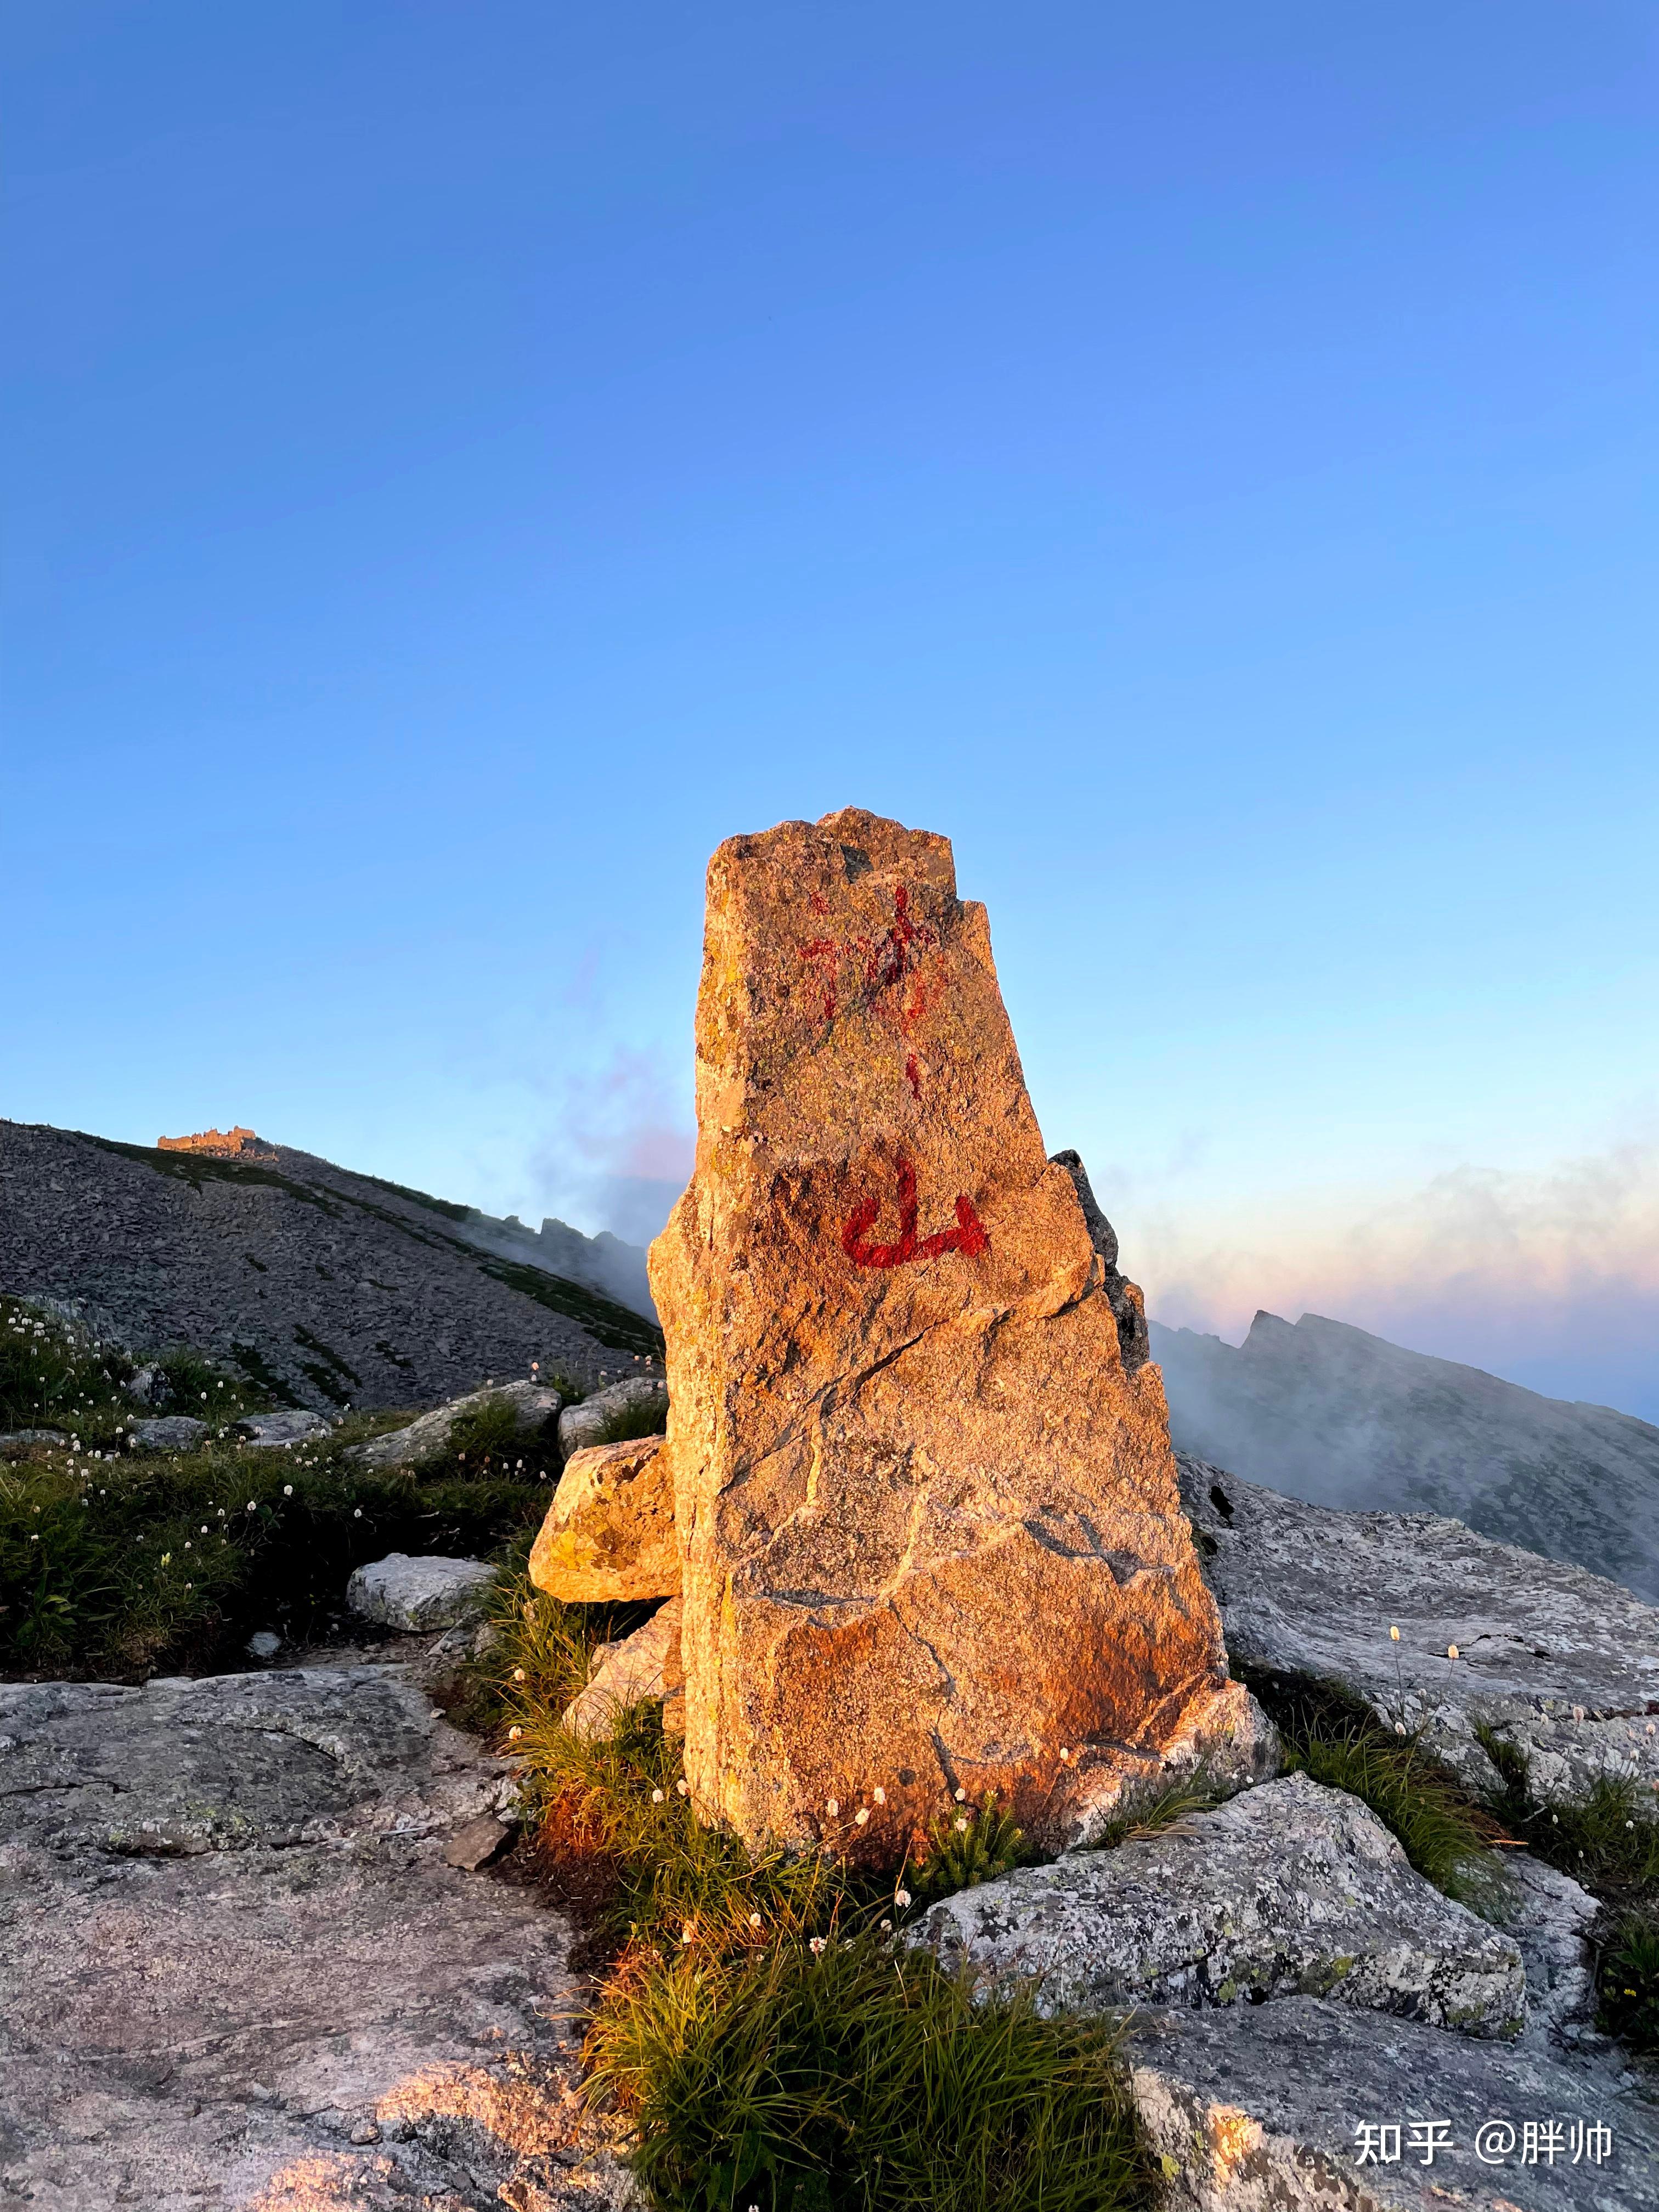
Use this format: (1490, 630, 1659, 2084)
(531, 1435, 678, 1602)
(650, 808, 1246, 1855)
(561, 1598, 684, 1741)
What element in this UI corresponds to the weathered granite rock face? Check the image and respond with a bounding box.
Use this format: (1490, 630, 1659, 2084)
(351, 1381, 562, 1471)
(1502, 1852, 1599, 2053)
(346, 1553, 498, 1633)
(562, 1598, 684, 1741)
(530, 1435, 678, 1601)
(555, 1375, 670, 1460)
(650, 809, 1244, 1855)
(0, 1663, 642, 2209)
(1181, 1457, 1659, 1801)
(912, 1773, 1526, 2036)
(1128, 1996, 1659, 2212)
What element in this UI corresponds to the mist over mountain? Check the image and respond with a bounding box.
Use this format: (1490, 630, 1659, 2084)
(1152, 1308, 1659, 1602)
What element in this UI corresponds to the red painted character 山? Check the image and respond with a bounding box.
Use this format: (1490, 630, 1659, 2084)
(840, 1158, 989, 1271)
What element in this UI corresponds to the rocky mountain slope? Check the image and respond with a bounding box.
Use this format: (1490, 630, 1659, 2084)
(1153, 1309, 1659, 1604)
(0, 1120, 662, 1414)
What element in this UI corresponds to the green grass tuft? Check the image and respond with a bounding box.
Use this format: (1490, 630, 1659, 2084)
(1244, 1666, 1511, 1915)
(587, 1937, 1155, 2212)
(910, 1795, 1028, 1903)
(1599, 1914, 1659, 2053)
(588, 1395, 671, 1447)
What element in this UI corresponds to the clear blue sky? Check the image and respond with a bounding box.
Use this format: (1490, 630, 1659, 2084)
(5, 4, 1657, 1414)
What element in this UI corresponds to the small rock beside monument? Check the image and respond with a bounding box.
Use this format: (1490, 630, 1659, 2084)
(529, 1434, 676, 1601)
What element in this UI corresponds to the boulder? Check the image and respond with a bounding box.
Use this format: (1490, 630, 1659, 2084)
(349, 1381, 561, 1471)
(529, 1435, 677, 1602)
(0, 1427, 69, 1452)
(911, 1772, 1525, 2037)
(1128, 1996, 1659, 2212)
(236, 1408, 335, 1448)
(556, 1374, 669, 1459)
(561, 1598, 684, 1742)
(346, 1553, 497, 1632)
(1181, 1458, 1659, 1802)
(650, 809, 1248, 1856)
(127, 1414, 210, 1452)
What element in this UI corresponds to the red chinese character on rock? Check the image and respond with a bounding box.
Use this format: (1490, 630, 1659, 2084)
(840, 1159, 989, 1270)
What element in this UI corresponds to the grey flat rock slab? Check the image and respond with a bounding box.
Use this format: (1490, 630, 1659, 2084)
(1129, 1995, 1659, 2212)
(556, 1376, 668, 1459)
(911, 1772, 1526, 2036)
(1181, 1457, 1659, 1801)
(0, 1427, 69, 1450)
(0, 1665, 514, 1855)
(235, 1408, 335, 1447)
(0, 1663, 639, 2210)
(350, 1381, 562, 1471)
(345, 1552, 498, 1633)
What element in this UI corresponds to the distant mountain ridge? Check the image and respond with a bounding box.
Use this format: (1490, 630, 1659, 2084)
(1152, 1308, 1659, 1602)
(0, 1120, 662, 1413)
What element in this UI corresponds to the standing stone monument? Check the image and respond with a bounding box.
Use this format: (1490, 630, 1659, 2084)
(650, 809, 1263, 1858)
